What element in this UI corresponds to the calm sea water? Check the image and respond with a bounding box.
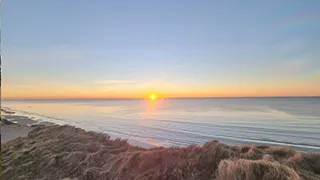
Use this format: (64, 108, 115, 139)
(2, 97, 320, 151)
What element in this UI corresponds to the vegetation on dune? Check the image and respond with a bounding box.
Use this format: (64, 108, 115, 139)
(1, 125, 320, 180)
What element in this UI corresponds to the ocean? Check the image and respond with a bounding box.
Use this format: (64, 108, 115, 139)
(2, 97, 320, 152)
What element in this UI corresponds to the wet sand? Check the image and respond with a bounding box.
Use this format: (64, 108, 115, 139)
(1, 113, 320, 180)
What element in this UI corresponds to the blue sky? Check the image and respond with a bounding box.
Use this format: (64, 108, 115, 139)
(2, 0, 320, 99)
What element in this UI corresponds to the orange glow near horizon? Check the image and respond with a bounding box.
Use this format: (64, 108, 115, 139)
(2, 88, 320, 100)
(2, 76, 320, 100)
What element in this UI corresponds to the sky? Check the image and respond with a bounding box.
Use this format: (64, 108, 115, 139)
(2, 0, 320, 99)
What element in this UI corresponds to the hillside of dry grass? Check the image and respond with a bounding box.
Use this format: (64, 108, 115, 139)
(1, 125, 319, 180)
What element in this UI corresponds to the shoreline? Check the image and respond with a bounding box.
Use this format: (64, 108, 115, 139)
(1, 108, 320, 151)
(1, 109, 157, 148)
(1, 117, 319, 180)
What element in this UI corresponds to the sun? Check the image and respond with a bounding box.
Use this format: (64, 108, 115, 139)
(149, 94, 157, 100)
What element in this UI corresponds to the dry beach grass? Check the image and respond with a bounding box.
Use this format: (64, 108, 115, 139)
(1, 125, 320, 180)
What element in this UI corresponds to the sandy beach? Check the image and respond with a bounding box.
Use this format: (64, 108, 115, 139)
(1, 109, 53, 143)
(1, 111, 319, 180)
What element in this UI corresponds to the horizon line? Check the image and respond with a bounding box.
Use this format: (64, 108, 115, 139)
(2, 95, 320, 101)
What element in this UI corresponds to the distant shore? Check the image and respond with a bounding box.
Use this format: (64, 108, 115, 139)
(1, 110, 320, 179)
(1, 108, 16, 114)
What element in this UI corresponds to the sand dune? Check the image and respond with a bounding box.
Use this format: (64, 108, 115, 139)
(1, 125, 319, 180)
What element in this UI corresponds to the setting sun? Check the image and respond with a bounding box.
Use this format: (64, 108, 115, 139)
(149, 94, 157, 100)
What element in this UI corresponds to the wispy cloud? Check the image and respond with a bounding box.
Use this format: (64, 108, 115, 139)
(261, 38, 320, 78)
(94, 80, 138, 85)
(274, 59, 312, 75)
(3, 46, 89, 63)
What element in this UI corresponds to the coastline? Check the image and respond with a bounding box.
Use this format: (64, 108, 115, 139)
(1, 108, 54, 143)
(0, 108, 159, 148)
(1, 110, 320, 179)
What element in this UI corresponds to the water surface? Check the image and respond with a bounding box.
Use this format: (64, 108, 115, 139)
(2, 97, 320, 151)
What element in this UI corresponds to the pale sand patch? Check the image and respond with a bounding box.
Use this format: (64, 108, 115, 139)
(1, 115, 53, 143)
